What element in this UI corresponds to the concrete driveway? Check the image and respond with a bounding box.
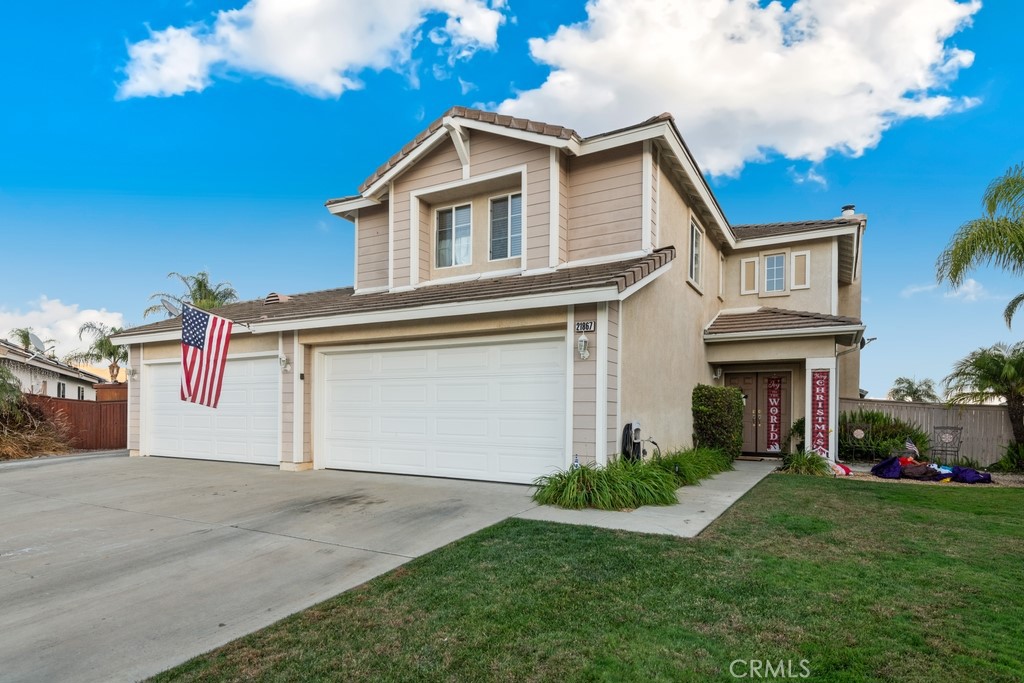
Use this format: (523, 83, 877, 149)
(0, 454, 536, 683)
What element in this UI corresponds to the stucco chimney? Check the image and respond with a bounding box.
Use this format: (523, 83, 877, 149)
(841, 204, 856, 217)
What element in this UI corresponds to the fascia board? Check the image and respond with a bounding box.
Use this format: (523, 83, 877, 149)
(112, 324, 251, 346)
(617, 261, 673, 301)
(734, 226, 858, 250)
(703, 324, 865, 343)
(325, 196, 382, 217)
(454, 118, 582, 155)
(251, 286, 622, 334)
(362, 128, 450, 198)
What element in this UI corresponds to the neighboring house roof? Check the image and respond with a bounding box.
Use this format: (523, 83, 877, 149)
(704, 307, 863, 345)
(731, 217, 862, 239)
(115, 249, 675, 341)
(0, 339, 104, 384)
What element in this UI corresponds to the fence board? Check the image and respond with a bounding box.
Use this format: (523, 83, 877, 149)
(840, 398, 1011, 466)
(24, 395, 127, 450)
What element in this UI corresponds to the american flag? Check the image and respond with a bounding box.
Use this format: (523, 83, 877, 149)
(905, 439, 920, 457)
(180, 304, 232, 408)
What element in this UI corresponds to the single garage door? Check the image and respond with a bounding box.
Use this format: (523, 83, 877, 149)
(144, 357, 280, 465)
(319, 336, 566, 484)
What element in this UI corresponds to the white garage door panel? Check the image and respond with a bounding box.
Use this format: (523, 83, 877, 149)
(321, 338, 566, 484)
(145, 357, 280, 465)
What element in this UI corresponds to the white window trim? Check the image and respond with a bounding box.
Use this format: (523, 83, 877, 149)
(791, 250, 811, 290)
(434, 202, 472, 269)
(487, 192, 523, 263)
(763, 252, 787, 294)
(718, 253, 725, 300)
(688, 218, 704, 290)
(740, 257, 759, 295)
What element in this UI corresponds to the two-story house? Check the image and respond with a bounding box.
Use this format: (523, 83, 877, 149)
(115, 107, 866, 483)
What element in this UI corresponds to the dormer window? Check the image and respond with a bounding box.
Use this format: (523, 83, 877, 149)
(436, 204, 472, 268)
(489, 193, 522, 261)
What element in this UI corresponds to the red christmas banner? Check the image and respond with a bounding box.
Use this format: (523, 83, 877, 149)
(766, 376, 782, 452)
(810, 369, 830, 457)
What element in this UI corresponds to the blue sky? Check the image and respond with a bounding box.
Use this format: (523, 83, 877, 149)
(1, 0, 1022, 398)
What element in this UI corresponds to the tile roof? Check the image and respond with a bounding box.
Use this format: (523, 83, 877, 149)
(117, 248, 675, 338)
(731, 218, 861, 239)
(705, 307, 862, 336)
(338, 107, 580, 200)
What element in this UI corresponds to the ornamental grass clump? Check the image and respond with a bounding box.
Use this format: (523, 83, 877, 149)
(653, 447, 734, 486)
(779, 450, 832, 476)
(532, 459, 678, 510)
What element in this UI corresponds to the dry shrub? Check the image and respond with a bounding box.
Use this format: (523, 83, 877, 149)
(0, 369, 73, 460)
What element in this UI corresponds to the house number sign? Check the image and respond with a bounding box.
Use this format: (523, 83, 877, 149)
(575, 321, 596, 333)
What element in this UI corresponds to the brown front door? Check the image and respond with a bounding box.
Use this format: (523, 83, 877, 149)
(725, 372, 791, 455)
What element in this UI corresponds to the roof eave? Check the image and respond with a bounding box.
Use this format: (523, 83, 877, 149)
(703, 324, 865, 343)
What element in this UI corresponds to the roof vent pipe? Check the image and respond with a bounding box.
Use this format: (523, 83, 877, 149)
(841, 204, 856, 217)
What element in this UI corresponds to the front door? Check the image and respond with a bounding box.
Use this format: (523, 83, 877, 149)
(725, 372, 791, 455)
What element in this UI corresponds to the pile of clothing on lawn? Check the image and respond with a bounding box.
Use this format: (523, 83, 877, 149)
(870, 440, 992, 484)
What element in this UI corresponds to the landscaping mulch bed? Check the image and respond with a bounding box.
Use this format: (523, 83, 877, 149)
(839, 470, 1024, 488)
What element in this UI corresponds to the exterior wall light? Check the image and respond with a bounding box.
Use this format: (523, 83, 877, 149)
(577, 334, 590, 360)
(279, 355, 292, 373)
(125, 365, 138, 381)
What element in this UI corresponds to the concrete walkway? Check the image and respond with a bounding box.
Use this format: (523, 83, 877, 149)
(515, 459, 778, 536)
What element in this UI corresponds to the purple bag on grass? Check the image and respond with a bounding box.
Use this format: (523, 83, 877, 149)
(871, 456, 902, 479)
(951, 467, 992, 484)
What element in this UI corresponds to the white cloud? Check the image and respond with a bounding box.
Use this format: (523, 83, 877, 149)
(944, 278, 993, 302)
(458, 76, 477, 94)
(788, 165, 827, 188)
(498, 0, 980, 176)
(0, 298, 125, 359)
(117, 0, 507, 99)
(901, 283, 939, 298)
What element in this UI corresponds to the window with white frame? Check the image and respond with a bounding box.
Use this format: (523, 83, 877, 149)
(489, 193, 522, 260)
(77, 386, 85, 400)
(791, 251, 810, 289)
(57, 381, 66, 398)
(689, 220, 704, 285)
(764, 253, 786, 292)
(436, 204, 472, 268)
(719, 253, 725, 298)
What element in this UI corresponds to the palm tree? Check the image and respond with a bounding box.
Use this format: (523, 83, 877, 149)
(936, 163, 1024, 326)
(143, 271, 240, 318)
(7, 327, 55, 352)
(888, 377, 940, 402)
(944, 342, 1024, 445)
(63, 322, 129, 383)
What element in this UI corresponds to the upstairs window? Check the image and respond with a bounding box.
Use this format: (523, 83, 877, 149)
(436, 204, 471, 268)
(689, 220, 704, 285)
(764, 253, 786, 292)
(489, 194, 522, 260)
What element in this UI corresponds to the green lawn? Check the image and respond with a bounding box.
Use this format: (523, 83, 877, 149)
(153, 476, 1024, 682)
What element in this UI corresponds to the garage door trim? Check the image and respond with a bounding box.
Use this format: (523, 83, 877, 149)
(312, 331, 569, 478)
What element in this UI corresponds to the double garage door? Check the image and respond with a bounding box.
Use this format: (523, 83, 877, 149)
(319, 336, 567, 484)
(143, 357, 280, 465)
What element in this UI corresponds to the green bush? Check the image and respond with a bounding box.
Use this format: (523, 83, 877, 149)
(783, 417, 805, 453)
(837, 410, 931, 461)
(692, 384, 743, 459)
(988, 443, 1024, 473)
(532, 459, 678, 510)
(779, 450, 832, 476)
(653, 447, 734, 486)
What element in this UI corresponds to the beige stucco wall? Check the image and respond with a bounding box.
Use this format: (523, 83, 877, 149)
(355, 203, 389, 290)
(619, 168, 722, 451)
(705, 336, 837, 364)
(566, 144, 643, 262)
(722, 239, 835, 313)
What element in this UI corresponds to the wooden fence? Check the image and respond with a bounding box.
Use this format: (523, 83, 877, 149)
(25, 395, 127, 450)
(839, 398, 1012, 466)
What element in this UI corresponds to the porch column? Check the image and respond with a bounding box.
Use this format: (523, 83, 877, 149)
(804, 356, 838, 461)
